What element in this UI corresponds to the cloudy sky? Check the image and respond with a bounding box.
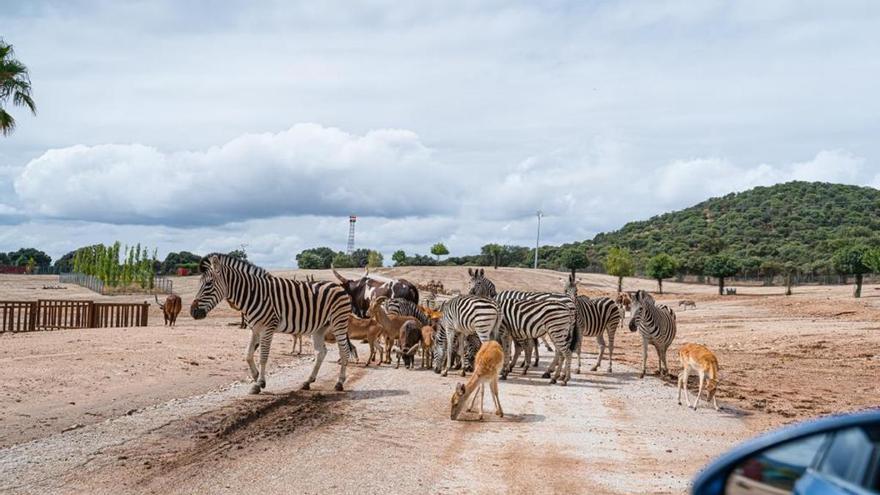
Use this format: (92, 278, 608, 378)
(2, 0, 879, 267)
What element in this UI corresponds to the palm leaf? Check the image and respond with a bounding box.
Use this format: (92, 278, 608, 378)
(0, 108, 15, 136)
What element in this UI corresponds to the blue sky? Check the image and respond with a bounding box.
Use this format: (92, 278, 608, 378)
(2, 0, 879, 266)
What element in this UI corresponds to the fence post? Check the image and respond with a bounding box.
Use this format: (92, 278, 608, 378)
(29, 302, 37, 331)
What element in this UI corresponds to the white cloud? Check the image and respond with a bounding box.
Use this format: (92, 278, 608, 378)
(14, 124, 447, 225)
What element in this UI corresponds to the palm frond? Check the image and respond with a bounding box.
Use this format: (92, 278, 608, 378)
(0, 108, 16, 136)
(13, 90, 36, 114)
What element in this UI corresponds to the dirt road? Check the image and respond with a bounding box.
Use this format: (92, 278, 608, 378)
(0, 343, 747, 495)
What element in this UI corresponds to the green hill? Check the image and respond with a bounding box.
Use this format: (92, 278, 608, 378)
(584, 181, 880, 277)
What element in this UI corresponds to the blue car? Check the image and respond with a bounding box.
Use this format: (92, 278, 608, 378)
(692, 409, 880, 495)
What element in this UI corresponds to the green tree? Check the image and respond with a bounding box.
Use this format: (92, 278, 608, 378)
(605, 247, 635, 293)
(482, 243, 504, 269)
(392, 250, 407, 267)
(332, 253, 356, 268)
(295, 247, 336, 269)
(706, 254, 741, 295)
(25, 256, 36, 274)
(0, 39, 36, 136)
(7, 248, 51, 268)
(430, 242, 449, 261)
(297, 252, 324, 269)
(832, 245, 872, 298)
(366, 250, 383, 268)
(227, 248, 248, 261)
(350, 248, 372, 268)
(558, 246, 588, 279)
(645, 253, 677, 294)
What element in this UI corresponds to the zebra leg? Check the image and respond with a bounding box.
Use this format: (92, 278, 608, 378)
(592, 333, 606, 372)
(655, 345, 666, 377)
(442, 331, 455, 377)
(639, 338, 648, 379)
(543, 346, 560, 379)
(333, 330, 350, 392)
(252, 327, 275, 394)
(245, 327, 261, 381)
(302, 331, 328, 390)
(522, 339, 533, 375)
(606, 327, 616, 373)
(533, 337, 540, 368)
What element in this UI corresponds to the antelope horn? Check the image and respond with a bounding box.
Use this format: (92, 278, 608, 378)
(154, 295, 164, 308)
(405, 343, 421, 355)
(331, 265, 347, 284)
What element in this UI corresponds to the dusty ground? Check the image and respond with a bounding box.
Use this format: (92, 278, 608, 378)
(0, 269, 878, 494)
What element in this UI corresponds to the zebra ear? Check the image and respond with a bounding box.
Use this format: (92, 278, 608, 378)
(479, 268, 484, 277)
(209, 255, 221, 271)
(468, 268, 473, 277)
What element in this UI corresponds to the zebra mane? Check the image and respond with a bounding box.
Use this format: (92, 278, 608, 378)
(199, 253, 270, 277)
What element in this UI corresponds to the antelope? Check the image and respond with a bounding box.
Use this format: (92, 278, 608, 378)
(450, 340, 504, 420)
(677, 343, 720, 411)
(678, 300, 697, 310)
(368, 297, 420, 364)
(155, 294, 182, 327)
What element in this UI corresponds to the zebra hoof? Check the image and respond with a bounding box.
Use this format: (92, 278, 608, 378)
(460, 370, 466, 377)
(334, 382, 344, 392)
(541, 371, 551, 379)
(249, 384, 262, 395)
(301, 382, 311, 390)
(589, 366, 598, 372)
(549, 378, 557, 385)
(638, 374, 645, 379)
(500, 373, 507, 381)
(258, 379, 266, 389)
(441, 371, 448, 377)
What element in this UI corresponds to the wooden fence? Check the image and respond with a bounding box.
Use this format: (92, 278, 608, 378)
(0, 299, 149, 333)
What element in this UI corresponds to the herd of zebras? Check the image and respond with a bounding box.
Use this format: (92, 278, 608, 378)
(189, 254, 678, 396)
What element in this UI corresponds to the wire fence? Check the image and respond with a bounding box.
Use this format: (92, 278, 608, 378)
(58, 273, 172, 295)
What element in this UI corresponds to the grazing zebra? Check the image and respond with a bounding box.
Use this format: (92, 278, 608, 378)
(190, 254, 354, 394)
(628, 290, 677, 379)
(432, 323, 482, 373)
(467, 268, 497, 298)
(438, 295, 501, 377)
(498, 298, 576, 385)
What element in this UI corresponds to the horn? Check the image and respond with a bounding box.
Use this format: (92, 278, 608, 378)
(331, 265, 347, 284)
(154, 294, 164, 308)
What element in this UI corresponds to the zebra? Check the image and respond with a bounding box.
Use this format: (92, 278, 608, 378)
(628, 289, 677, 379)
(467, 268, 497, 298)
(497, 298, 576, 385)
(190, 254, 354, 394)
(432, 322, 482, 373)
(438, 295, 501, 377)
(495, 289, 574, 367)
(560, 274, 621, 373)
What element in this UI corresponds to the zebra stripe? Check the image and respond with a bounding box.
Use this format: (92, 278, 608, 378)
(467, 268, 497, 298)
(496, 289, 577, 367)
(385, 298, 431, 326)
(439, 295, 501, 377)
(431, 322, 482, 374)
(572, 296, 621, 373)
(498, 298, 575, 384)
(628, 290, 677, 379)
(190, 254, 353, 394)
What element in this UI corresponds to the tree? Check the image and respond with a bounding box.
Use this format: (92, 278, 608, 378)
(480, 244, 504, 269)
(645, 253, 677, 294)
(778, 243, 808, 296)
(227, 248, 248, 261)
(295, 247, 335, 270)
(605, 247, 635, 293)
(758, 260, 783, 287)
(25, 256, 36, 274)
(430, 242, 449, 261)
(0, 39, 36, 136)
(161, 251, 202, 274)
(706, 254, 741, 295)
(392, 250, 407, 267)
(832, 245, 872, 298)
(297, 252, 324, 269)
(7, 248, 51, 268)
(367, 250, 383, 268)
(350, 248, 372, 268)
(558, 247, 588, 279)
(332, 253, 356, 268)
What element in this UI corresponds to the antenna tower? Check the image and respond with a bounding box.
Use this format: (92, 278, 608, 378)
(347, 215, 357, 254)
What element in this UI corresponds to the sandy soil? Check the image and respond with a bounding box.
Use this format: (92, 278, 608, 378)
(1, 269, 878, 494)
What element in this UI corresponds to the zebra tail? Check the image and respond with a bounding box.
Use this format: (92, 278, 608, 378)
(569, 320, 581, 352)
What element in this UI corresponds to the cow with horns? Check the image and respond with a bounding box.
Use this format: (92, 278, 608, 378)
(331, 266, 419, 318)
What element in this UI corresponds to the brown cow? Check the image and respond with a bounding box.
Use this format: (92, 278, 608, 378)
(155, 294, 182, 326)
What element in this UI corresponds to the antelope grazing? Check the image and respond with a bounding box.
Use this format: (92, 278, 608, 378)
(155, 294, 182, 327)
(677, 343, 720, 411)
(678, 300, 697, 310)
(393, 320, 423, 369)
(450, 340, 504, 420)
